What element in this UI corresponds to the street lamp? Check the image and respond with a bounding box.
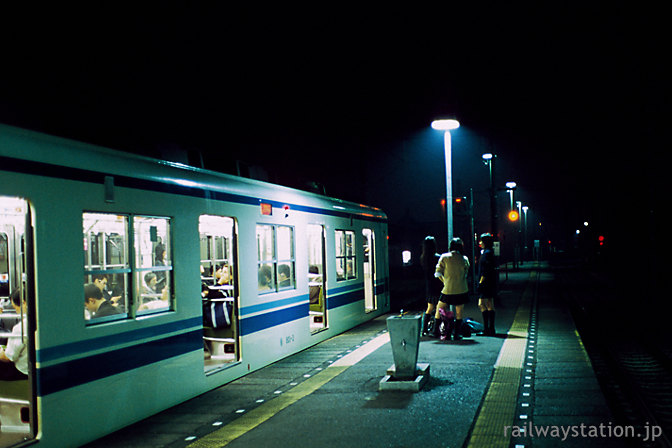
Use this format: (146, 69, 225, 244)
(522, 205, 529, 261)
(482, 153, 497, 238)
(505, 181, 517, 211)
(431, 119, 460, 245)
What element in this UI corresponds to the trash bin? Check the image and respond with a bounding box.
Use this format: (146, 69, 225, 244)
(386, 314, 421, 379)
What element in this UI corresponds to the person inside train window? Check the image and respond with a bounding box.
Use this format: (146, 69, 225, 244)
(138, 285, 170, 311)
(258, 265, 273, 292)
(204, 265, 229, 299)
(0, 289, 28, 381)
(143, 272, 158, 294)
(154, 243, 167, 292)
(92, 274, 122, 306)
(215, 264, 231, 286)
(308, 265, 322, 304)
(278, 263, 293, 288)
(336, 260, 345, 281)
(84, 283, 121, 320)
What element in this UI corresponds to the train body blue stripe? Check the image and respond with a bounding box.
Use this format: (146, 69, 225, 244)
(239, 303, 308, 335)
(36, 330, 203, 397)
(36, 317, 203, 363)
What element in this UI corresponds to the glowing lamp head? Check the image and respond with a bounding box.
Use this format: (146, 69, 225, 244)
(431, 119, 460, 131)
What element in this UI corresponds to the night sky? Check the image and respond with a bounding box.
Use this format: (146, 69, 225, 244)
(0, 4, 664, 266)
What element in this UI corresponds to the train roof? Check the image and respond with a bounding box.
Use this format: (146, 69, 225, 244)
(0, 123, 387, 222)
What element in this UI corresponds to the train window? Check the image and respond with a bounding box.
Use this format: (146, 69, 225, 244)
(134, 217, 172, 315)
(335, 230, 356, 281)
(83, 213, 173, 324)
(83, 213, 130, 323)
(256, 224, 295, 293)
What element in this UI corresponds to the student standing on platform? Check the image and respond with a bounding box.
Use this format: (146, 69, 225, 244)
(434, 238, 470, 340)
(419, 236, 442, 336)
(477, 233, 497, 336)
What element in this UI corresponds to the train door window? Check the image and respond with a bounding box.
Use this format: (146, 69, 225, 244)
(1, 196, 35, 445)
(363, 228, 377, 312)
(200, 215, 239, 372)
(335, 230, 356, 281)
(133, 217, 173, 315)
(256, 225, 295, 293)
(83, 213, 130, 324)
(307, 225, 326, 333)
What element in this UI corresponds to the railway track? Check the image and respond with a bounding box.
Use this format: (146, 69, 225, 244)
(557, 266, 672, 447)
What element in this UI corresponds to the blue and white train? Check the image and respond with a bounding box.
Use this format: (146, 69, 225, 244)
(0, 124, 389, 447)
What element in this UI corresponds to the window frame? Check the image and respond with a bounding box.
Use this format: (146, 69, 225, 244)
(335, 229, 357, 281)
(256, 224, 296, 294)
(83, 212, 174, 325)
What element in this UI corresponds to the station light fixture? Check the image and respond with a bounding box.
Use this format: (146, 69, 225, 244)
(431, 119, 460, 131)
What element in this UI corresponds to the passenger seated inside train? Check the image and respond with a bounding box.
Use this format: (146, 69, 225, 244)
(92, 274, 122, 307)
(154, 243, 167, 292)
(308, 265, 322, 304)
(138, 285, 170, 311)
(278, 264, 292, 288)
(201, 265, 232, 299)
(84, 283, 121, 319)
(258, 265, 272, 292)
(0, 290, 28, 381)
(143, 272, 158, 295)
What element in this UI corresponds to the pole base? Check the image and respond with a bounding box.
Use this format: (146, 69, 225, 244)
(378, 363, 430, 392)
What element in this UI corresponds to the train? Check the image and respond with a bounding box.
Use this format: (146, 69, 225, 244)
(0, 123, 389, 447)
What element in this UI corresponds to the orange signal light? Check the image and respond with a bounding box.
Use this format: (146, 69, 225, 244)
(508, 210, 519, 221)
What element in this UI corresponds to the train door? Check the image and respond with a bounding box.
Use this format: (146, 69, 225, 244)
(362, 228, 377, 312)
(307, 225, 326, 333)
(0, 196, 35, 447)
(199, 215, 240, 373)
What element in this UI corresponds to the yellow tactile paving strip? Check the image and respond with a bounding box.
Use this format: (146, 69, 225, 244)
(186, 331, 391, 448)
(466, 270, 537, 448)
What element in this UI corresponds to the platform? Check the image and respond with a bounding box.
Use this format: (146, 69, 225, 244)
(86, 264, 627, 448)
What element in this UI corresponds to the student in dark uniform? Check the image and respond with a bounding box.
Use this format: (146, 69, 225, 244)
(477, 233, 498, 336)
(84, 283, 121, 319)
(420, 236, 442, 336)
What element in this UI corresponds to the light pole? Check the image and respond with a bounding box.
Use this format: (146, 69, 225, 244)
(482, 153, 497, 238)
(522, 205, 529, 261)
(431, 119, 460, 246)
(505, 182, 517, 211)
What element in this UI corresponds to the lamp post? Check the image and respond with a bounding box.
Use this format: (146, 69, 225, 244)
(522, 205, 529, 261)
(482, 153, 497, 238)
(505, 181, 517, 211)
(431, 119, 460, 246)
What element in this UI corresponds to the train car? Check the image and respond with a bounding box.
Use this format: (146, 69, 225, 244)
(0, 124, 389, 447)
